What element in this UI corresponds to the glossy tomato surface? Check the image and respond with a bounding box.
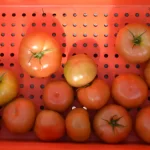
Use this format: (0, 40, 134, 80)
(93, 104, 132, 143)
(3, 98, 36, 134)
(34, 110, 65, 141)
(65, 108, 91, 142)
(64, 54, 97, 87)
(115, 23, 150, 63)
(19, 31, 62, 78)
(135, 106, 150, 143)
(43, 80, 74, 112)
(112, 73, 148, 108)
(77, 79, 110, 110)
(0, 68, 19, 106)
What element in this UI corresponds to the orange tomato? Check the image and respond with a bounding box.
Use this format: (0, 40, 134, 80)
(93, 104, 132, 143)
(34, 110, 65, 141)
(135, 106, 150, 143)
(116, 23, 150, 63)
(112, 73, 148, 108)
(19, 31, 62, 78)
(3, 98, 36, 134)
(77, 79, 110, 110)
(66, 108, 91, 142)
(43, 80, 74, 112)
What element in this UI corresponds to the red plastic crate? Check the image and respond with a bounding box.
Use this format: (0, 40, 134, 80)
(0, 0, 150, 149)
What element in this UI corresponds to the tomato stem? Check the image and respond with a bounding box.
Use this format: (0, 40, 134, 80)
(102, 115, 125, 133)
(28, 49, 52, 64)
(127, 29, 147, 49)
(0, 72, 6, 82)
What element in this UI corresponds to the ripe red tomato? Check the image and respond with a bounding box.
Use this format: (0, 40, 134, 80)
(93, 104, 132, 143)
(19, 31, 62, 78)
(43, 80, 74, 112)
(34, 110, 65, 141)
(112, 73, 148, 108)
(64, 54, 97, 87)
(77, 79, 110, 110)
(144, 60, 150, 87)
(0, 68, 19, 106)
(3, 98, 36, 134)
(135, 106, 150, 143)
(115, 23, 150, 63)
(66, 108, 91, 142)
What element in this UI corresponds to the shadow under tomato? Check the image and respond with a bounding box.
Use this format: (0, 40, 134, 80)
(67, 37, 100, 64)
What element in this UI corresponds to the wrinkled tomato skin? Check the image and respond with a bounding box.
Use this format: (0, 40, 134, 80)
(93, 104, 132, 143)
(135, 106, 150, 143)
(64, 54, 97, 87)
(112, 73, 148, 108)
(66, 108, 91, 142)
(34, 110, 65, 141)
(3, 98, 36, 134)
(77, 79, 110, 110)
(0, 68, 19, 106)
(116, 23, 150, 63)
(43, 80, 74, 112)
(19, 31, 62, 78)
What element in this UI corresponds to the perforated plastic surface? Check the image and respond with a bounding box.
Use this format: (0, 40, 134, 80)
(0, 5, 150, 143)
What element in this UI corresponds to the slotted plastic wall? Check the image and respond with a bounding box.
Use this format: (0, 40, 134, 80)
(0, 0, 150, 150)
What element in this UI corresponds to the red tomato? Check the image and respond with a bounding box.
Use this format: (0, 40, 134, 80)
(34, 110, 65, 141)
(64, 54, 97, 87)
(144, 60, 150, 87)
(135, 106, 150, 143)
(0, 68, 19, 106)
(43, 80, 74, 112)
(115, 23, 150, 63)
(77, 79, 110, 110)
(19, 31, 62, 78)
(112, 73, 148, 108)
(3, 98, 36, 134)
(66, 108, 91, 142)
(93, 104, 132, 143)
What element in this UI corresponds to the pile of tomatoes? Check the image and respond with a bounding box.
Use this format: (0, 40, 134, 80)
(1, 23, 150, 144)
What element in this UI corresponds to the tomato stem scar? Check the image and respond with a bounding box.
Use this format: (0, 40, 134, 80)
(127, 29, 147, 49)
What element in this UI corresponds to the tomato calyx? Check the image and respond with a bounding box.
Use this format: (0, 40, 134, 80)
(0, 72, 6, 82)
(102, 115, 125, 132)
(28, 49, 52, 64)
(127, 29, 147, 48)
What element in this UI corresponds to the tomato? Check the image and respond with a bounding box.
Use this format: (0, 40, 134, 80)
(93, 104, 132, 143)
(3, 98, 36, 134)
(77, 79, 110, 110)
(115, 23, 150, 63)
(135, 106, 150, 143)
(19, 31, 62, 78)
(112, 73, 148, 108)
(66, 108, 91, 142)
(0, 68, 19, 106)
(34, 110, 65, 141)
(43, 80, 74, 112)
(64, 54, 97, 87)
(144, 60, 150, 87)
